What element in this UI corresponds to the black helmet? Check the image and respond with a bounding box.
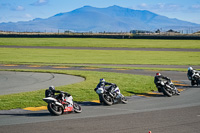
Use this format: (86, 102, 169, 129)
(49, 86, 55, 91)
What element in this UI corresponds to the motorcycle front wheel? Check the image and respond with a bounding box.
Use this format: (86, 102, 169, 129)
(162, 87, 172, 97)
(47, 103, 63, 116)
(100, 93, 113, 106)
(73, 102, 82, 113)
(121, 96, 128, 104)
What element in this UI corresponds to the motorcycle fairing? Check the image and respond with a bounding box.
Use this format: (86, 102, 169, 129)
(96, 87, 104, 94)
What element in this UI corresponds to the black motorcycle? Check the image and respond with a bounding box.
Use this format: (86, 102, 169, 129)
(191, 72, 200, 86)
(95, 84, 128, 105)
(156, 80, 179, 97)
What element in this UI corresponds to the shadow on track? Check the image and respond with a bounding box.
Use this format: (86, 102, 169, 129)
(0, 110, 78, 117)
(0, 112, 51, 117)
(0, 101, 102, 117)
(78, 101, 101, 106)
(126, 91, 165, 97)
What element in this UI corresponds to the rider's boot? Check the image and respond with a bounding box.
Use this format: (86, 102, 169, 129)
(176, 90, 180, 95)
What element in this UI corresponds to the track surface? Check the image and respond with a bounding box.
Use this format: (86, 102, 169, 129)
(0, 71, 84, 95)
(0, 65, 200, 133)
(1, 45, 200, 52)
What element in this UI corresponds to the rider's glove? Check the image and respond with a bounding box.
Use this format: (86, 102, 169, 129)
(66, 93, 71, 97)
(112, 83, 116, 87)
(166, 77, 170, 80)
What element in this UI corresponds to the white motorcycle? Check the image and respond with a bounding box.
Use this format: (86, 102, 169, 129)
(43, 93, 82, 116)
(95, 84, 128, 105)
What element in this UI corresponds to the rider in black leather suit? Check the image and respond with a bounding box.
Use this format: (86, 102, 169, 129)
(95, 78, 115, 92)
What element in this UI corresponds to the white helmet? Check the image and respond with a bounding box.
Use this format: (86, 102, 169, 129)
(100, 78, 105, 82)
(188, 67, 193, 71)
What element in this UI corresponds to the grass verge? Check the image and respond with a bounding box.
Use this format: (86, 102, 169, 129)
(0, 48, 200, 65)
(0, 38, 200, 49)
(0, 69, 155, 110)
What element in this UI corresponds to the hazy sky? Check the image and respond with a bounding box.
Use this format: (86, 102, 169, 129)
(0, 0, 200, 24)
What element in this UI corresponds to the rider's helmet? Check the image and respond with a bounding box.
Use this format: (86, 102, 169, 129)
(156, 73, 161, 76)
(100, 78, 105, 82)
(188, 67, 193, 71)
(49, 86, 55, 91)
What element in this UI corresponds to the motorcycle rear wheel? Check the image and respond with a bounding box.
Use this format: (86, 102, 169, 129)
(47, 103, 63, 116)
(73, 102, 82, 113)
(100, 93, 113, 106)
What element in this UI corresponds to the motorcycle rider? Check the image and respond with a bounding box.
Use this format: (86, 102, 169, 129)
(187, 67, 199, 86)
(45, 86, 71, 100)
(154, 73, 180, 95)
(95, 78, 115, 92)
(187, 67, 195, 80)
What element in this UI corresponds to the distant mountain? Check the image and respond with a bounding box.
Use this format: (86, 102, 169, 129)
(0, 5, 200, 32)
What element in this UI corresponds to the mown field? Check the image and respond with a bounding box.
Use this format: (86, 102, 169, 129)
(0, 48, 199, 65)
(0, 38, 200, 49)
(0, 38, 199, 110)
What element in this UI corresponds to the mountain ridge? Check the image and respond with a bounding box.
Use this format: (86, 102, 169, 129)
(0, 5, 199, 33)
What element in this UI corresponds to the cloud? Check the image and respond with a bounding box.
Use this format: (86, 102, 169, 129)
(139, 3, 148, 8)
(156, 3, 181, 11)
(31, 0, 49, 6)
(136, 3, 182, 12)
(136, 3, 149, 9)
(0, 3, 25, 11)
(190, 4, 200, 10)
(12, 6, 25, 11)
(25, 14, 33, 19)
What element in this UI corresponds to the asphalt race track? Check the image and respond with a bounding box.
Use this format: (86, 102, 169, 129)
(0, 71, 84, 95)
(1, 45, 200, 52)
(0, 64, 200, 133)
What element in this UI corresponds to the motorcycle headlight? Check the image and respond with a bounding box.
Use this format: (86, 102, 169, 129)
(160, 81, 165, 85)
(96, 88, 104, 94)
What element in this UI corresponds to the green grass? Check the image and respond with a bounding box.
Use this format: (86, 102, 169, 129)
(0, 48, 199, 65)
(0, 38, 199, 110)
(0, 38, 200, 49)
(0, 69, 154, 110)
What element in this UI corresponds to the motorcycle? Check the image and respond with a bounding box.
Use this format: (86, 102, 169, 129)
(43, 93, 82, 116)
(191, 72, 200, 86)
(95, 84, 128, 105)
(156, 80, 178, 97)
